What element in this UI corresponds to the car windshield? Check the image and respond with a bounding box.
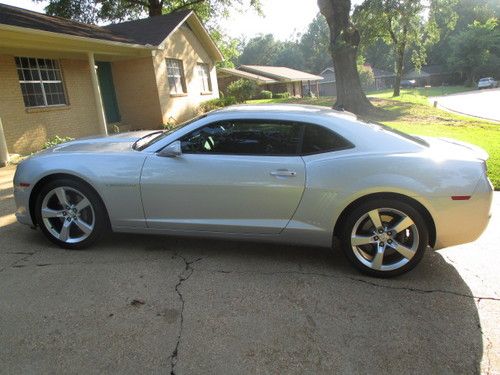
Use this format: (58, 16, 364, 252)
(133, 115, 206, 151)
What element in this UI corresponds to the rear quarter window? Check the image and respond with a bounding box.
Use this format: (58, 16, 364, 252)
(301, 124, 354, 155)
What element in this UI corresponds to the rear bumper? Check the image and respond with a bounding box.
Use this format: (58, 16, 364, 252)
(433, 176, 493, 249)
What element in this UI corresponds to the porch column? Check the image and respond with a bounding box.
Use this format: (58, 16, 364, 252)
(87, 52, 108, 135)
(0, 117, 9, 167)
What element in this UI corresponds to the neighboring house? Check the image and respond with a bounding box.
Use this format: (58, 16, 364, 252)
(218, 65, 323, 97)
(403, 65, 454, 87)
(318, 65, 395, 96)
(0, 4, 222, 156)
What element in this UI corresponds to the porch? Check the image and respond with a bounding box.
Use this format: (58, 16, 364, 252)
(0, 22, 155, 160)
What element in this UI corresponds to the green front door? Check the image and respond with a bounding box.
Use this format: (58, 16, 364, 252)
(96, 62, 121, 123)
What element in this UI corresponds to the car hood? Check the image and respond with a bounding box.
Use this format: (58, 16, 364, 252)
(38, 131, 159, 154)
(421, 136, 489, 161)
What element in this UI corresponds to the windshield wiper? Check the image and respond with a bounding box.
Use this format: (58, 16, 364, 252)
(132, 131, 164, 151)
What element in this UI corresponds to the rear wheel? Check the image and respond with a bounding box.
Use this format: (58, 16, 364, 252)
(340, 199, 429, 277)
(35, 179, 107, 249)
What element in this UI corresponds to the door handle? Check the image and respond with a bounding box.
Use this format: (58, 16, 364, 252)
(270, 169, 297, 177)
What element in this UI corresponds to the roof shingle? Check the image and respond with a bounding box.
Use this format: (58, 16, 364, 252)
(0, 3, 192, 46)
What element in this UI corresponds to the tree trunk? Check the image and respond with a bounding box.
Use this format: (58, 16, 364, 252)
(393, 43, 405, 97)
(318, 0, 374, 115)
(148, 0, 163, 16)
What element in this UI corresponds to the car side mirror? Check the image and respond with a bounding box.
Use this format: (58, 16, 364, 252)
(158, 141, 182, 157)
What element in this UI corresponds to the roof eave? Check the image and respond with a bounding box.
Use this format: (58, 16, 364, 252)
(0, 23, 157, 51)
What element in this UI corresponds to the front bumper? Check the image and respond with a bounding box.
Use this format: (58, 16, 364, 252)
(14, 185, 34, 227)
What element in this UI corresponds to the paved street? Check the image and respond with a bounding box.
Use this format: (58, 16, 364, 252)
(431, 88, 500, 122)
(1, 164, 499, 374)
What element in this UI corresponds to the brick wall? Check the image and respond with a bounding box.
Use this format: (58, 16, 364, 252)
(153, 26, 220, 126)
(0, 54, 101, 155)
(112, 57, 163, 131)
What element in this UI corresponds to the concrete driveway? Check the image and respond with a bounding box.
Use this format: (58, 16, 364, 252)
(431, 88, 500, 122)
(1, 165, 499, 374)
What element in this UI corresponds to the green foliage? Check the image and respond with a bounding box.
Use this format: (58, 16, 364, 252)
(33, 0, 262, 25)
(299, 14, 331, 74)
(237, 34, 282, 66)
(237, 18, 331, 74)
(210, 30, 243, 68)
(43, 135, 74, 149)
(226, 79, 258, 102)
(447, 18, 500, 85)
(274, 92, 290, 99)
(354, 0, 458, 95)
(198, 96, 237, 113)
(258, 90, 273, 99)
(358, 65, 375, 87)
(427, 0, 499, 67)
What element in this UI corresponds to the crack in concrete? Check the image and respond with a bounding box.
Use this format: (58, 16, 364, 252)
(169, 254, 204, 375)
(0, 250, 38, 273)
(199, 268, 500, 302)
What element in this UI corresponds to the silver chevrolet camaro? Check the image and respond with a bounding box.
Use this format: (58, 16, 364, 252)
(14, 104, 493, 277)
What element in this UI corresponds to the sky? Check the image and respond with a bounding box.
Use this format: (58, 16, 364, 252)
(1, 0, 324, 41)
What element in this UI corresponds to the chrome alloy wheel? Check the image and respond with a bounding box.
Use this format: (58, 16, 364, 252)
(40, 186, 95, 244)
(350, 208, 420, 272)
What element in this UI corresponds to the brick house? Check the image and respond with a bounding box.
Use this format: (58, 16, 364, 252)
(0, 4, 223, 157)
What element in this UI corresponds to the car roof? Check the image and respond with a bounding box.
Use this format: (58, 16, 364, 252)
(210, 103, 359, 122)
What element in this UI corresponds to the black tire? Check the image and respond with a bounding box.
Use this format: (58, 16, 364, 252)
(34, 178, 108, 249)
(339, 198, 429, 278)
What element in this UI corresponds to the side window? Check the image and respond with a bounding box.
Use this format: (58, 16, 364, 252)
(166, 59, 187, 94)
(301, 124, 354, 155)
(181, 120, 301, 156)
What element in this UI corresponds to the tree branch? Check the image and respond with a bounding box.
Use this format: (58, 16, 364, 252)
(124, 0, 150, 7)
(170, 0, 206, 12)
(387, 15, 398, 45)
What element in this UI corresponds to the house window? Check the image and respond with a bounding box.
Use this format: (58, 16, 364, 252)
(15, 57, 67, 108)
(166, 59, 187, 94)
(197, 63, 212, 93)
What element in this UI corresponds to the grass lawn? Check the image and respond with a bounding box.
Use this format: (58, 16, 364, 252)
(247, 86, 500, 189)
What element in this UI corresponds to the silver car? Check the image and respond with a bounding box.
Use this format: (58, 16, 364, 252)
(13, 104, 493, 277)
(477, 77, 498, 89)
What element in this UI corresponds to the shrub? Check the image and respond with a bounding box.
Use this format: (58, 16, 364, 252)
(274, 92, 290, 99)
(43, 135, 74, 149)
(258, 90, 273, 99)
(198, 96, 237, 113)
(226, 79, 258, 102)
(358, 64, 375, 87)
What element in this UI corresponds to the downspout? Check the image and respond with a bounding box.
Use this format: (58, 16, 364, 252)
(87, 52, 108, 136)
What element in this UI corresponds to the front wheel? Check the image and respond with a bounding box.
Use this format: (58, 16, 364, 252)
(339, 199, 429, 277)
(35, 179, 107, 249)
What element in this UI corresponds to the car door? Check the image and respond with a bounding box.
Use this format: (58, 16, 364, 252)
(140, 119, 306, 234)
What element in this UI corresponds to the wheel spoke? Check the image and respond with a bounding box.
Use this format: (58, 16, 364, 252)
(75, 198, 90, 212)
(54, 187, 69, 207)
(351, 235, 375, 246)
(41, 208, 64, 218)
(389, 241, 415, 260)
(371, 246, 385, 270)
(368, 209, 383, 229)
(390, 215, 414, 234)
(58, 220, 72, 242)
(74, 218, 92, 235)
